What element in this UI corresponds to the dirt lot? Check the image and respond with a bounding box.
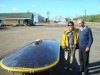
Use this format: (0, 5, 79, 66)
(0, 26, 64, 58)
(0, 25, 100, 75)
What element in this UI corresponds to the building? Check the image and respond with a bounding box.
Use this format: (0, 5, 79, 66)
(0, 12, 34, 26)
(34, 14, 45, 23)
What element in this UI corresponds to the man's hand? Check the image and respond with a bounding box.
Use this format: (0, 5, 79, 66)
(85, 47, 90, 52)
(66, 47, 71, 52)
(63, 46, 70, 51)
(62, 46, 67, 51)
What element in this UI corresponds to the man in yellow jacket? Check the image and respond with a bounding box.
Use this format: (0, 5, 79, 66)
(61, 21, 78, 70)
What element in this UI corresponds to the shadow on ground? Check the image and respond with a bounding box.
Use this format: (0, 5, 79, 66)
(49, 47, 80, 75)
(89, 61, 100, 75)
(0, 27, 8, 30)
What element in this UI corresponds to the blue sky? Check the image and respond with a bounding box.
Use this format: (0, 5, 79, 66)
(0, 0, 100, 19)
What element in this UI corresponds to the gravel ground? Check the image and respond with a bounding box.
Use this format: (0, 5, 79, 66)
(0, 25, 100, 75)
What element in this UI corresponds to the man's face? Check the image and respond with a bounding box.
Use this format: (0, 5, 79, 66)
(68, 23, 74, 30)
(77, 20, 84, 27)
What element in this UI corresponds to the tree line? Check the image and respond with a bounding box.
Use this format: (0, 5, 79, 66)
(73, 14, 100, 22)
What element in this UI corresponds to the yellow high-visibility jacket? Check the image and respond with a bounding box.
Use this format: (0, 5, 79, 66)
(61, 28, 79, 48)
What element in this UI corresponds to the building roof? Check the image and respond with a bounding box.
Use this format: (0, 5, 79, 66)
(0, 12, 33, 20)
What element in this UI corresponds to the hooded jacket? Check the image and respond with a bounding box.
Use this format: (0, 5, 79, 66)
(61, 28, 79, 48)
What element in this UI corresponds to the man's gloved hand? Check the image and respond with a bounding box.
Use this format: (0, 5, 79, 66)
(66, 47, 70, 51)
(62, 46, 67, 51)
(63, 46, 70, 51)
(67, 47, 71, 52)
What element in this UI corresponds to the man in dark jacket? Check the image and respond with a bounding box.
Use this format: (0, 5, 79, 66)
(77, 19, 93, 75)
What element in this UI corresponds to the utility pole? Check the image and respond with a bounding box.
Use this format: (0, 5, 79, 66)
(47, 11, 50, 25)
(84, 10, 86, 21)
